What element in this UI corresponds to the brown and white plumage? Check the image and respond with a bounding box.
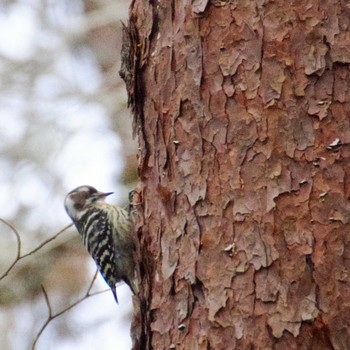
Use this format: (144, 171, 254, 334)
(64, 185, 138, 303)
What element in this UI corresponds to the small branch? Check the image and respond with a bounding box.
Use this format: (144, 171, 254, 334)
(0, 218, 21, 280)
(32, 273, 108, 350)
(21, 224, 73, 259)
(0, 221, 73, 281)
(86, 269, 100, 295)
(41, 285, 52, 318)
(31, 286, 53, 350)
(0, 219, 114, 350)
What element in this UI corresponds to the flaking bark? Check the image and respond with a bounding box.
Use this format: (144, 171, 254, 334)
(122, 1, 350, 349)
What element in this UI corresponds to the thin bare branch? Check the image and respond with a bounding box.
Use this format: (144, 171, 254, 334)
(31, 286, 53, 350)
(0, 222, 73, 281)
(86, 269, 99, 295)
(49, 289, 108, 320)
(32, 317, 50, 350)
(0, 218, 21, 280)
(21, 224, 73, 259)
(0, 219, 113, 350)
(41, 285, 52, 318)
(32, 276, 109, 350)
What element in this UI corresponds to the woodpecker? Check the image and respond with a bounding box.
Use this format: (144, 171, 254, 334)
(64, 185, 138, 303)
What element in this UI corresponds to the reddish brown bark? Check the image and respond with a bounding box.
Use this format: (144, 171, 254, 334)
(123, 1, 350, 349)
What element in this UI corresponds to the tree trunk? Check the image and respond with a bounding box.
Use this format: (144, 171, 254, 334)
(122, 1, 350, 349)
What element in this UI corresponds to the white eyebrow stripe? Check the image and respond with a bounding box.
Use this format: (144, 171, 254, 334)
(75, 186, 91, 193)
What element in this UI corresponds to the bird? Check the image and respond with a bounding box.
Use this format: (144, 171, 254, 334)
(64, 185, 138, 303)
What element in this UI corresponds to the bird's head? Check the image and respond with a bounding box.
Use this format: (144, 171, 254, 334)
(64, 185, 113, 221)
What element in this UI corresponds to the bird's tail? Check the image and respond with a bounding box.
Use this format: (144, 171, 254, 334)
(111, 286, 118, 304)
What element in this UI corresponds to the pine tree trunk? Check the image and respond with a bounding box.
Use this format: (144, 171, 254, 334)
(122, 1, 350, 349)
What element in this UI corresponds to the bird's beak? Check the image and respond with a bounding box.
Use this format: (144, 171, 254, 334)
(97, 191, 114, 199)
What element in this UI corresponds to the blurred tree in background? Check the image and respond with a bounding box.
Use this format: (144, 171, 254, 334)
(0, 0, 136, 349)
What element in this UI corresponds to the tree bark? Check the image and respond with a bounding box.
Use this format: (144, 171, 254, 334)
(122, 1, 350, 349)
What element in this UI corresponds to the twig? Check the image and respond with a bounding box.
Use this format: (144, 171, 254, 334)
(0, 219, 114, 350)
(21, 224, 73, 259)
(0, 218, 21, 280)
(86, 269, 99, 295)
(32, 273, 108, 350)
(0, 221, 73, 281)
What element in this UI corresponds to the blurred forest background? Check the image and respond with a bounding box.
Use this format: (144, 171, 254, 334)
(0, 0, 137, 349)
